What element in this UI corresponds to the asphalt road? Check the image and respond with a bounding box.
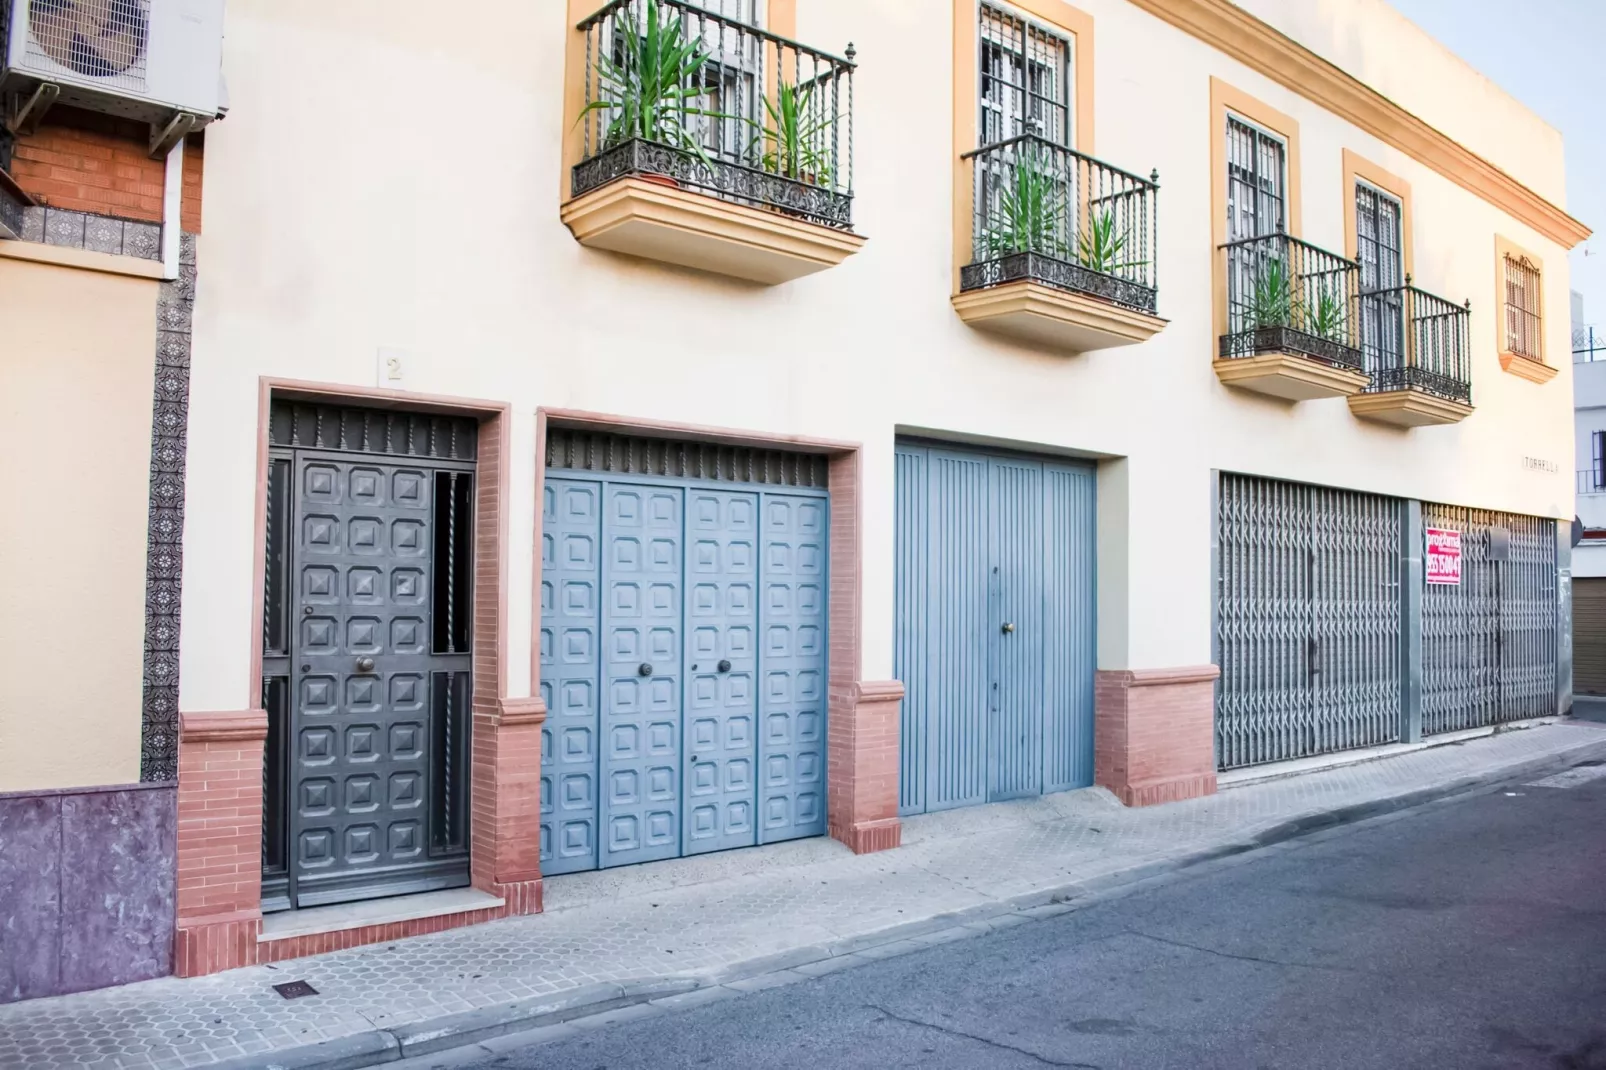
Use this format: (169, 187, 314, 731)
(406, 761, 1606, 1070)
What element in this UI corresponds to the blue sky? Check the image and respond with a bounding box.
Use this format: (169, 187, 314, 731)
(1387, 0, 1606, 330)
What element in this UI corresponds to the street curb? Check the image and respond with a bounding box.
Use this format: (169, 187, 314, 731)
(209, 739, 1606, 1070)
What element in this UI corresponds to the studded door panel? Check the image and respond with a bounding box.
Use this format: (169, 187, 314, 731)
(539, 478, 603, 875)
(684, 490, 760, 855)
(758, 493, 829, 843)
(291, 456, 466, 906)
(601, 484, 684, 868)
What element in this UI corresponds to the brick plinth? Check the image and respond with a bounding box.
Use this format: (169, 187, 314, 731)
(1095, 666, 1221, 807)
(174, 710, 267, 978)
(828, 680, 905, 853)
(469, 697, 546, 913)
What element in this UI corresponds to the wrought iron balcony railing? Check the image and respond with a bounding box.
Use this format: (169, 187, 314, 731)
(1217, 231, 1363, 371)
(1580, 470, 1606, 496)
(573, 0, 855, 230)
(1358, 282, 1472, 405)
(960, 134, 1159, 315)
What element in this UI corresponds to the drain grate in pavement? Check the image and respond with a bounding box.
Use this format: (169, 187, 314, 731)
(272, 981, 319, 1000)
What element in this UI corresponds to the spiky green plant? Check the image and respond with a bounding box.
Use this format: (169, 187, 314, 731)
(578, 0, 728, 166)
(984, 148, 1066, 257)
(1303, 285, 1346, 340)
(1248, 257, 1295, 329)
(751, 81, 835, 184)
(1076, 208, 1147, 275)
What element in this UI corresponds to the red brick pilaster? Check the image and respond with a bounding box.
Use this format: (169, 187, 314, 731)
(469, 697, 545, 913)
(828, 680, 904, 853)
(174, 709, 267, 977)
(1095, 665, 1220, 807)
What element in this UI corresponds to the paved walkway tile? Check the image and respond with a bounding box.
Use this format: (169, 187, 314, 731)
(2, 721, 1602, 1070)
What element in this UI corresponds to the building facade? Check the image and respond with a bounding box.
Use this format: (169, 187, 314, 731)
(1571, 292, 1606, 690)
(0, 0, 1589, 999)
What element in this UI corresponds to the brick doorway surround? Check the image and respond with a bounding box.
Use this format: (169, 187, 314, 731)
(534, 409, 905, 856)
(173, 394, 906, 977)
(1094, 665, 1221, 806)
(175, 380, 536, 977)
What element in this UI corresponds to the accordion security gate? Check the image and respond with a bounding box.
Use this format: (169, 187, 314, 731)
(1420, 505, 1557, 735)
(1216, 475, 1404, 770)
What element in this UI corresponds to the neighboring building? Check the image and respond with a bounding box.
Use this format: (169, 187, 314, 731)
(0, 0, 1590, 998)
(1571, 291, 1606, 690)
(0, 0, 221, 1002)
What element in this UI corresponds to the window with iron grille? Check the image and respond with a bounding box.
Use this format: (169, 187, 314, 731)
(1224, 116, 1285, 242)
(1503, 253, 1543, 361)
(1355, 181, 1406, 369)
(979, 3, 1072, 146)
(1593, 431, 1605, 490)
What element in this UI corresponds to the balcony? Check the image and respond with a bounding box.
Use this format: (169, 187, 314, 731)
(1213, 232, 1369, 401)
(1347, 282, 1474, 427)
(561, 0, 864, 285)
(1580, 470, 1606, 496)
(952, 135, 1165, 352)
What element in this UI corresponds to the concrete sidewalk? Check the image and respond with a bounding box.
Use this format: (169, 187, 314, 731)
(4, 719, 1604, 1070)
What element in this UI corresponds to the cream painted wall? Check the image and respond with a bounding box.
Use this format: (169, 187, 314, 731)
(179, 0, 1576, 714)
(0, 259, 157, 791)
(1234, 0, 1568, 205)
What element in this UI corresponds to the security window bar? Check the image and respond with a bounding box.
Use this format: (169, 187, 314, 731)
(1355, 181, 1406, 377)
(1503, 254, 1543, 362)
(431, 472, 474, 656)
(1225, 116, 1286, 244)
(979, 3, 1071, 147)
(575, 0, 856, 230)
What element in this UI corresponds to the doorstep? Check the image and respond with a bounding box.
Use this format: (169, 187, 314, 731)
(1217, 715, 1565, 789)
(259, 888, 505, 943)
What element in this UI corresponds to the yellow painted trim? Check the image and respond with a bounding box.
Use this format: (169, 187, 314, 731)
(1494, 232, 1548, 372)
(1212, 352, 1369, 401)
(1348, 388, 1474, 427)
(768, 0, 796, 37)
(1209, 77, 1301, 345)
(1342, 149, 1413, 277)
(1125, 0, 1590, 249)
(952, 0, 1097, 295)
(0, 240, 167, 280)
(560, 0, 593, 206)
(951, 280, 1168, 352)
(561, 178, 865, 285)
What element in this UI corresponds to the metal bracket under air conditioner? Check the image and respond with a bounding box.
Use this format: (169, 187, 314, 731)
(149, 111, 199, 159)
(4, 82, 59, 136)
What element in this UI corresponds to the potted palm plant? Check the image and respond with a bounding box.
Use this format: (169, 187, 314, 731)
(751, 80, 835, 187)
(577, 0, 726, 187)
(985, 147, 1066, 257)
(1076, 207, 1146, 276)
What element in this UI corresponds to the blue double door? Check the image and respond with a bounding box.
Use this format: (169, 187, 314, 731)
(540, 476, 828, 873)
(895, 443, 1096, 815)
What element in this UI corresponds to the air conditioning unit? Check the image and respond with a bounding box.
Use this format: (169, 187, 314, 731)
(1, 0, 225, 136)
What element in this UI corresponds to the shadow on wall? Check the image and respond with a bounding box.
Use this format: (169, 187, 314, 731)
(0, 784, 176, 1003)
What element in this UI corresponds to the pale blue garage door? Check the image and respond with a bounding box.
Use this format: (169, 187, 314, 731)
(895, 442, 1096, 815)
(539, 432, 829, 874)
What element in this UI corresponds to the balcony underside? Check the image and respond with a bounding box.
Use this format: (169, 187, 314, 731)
(952, 280, 1166, 353)
(1348, 388, 1474, 427)
(1213, 349, 1370, 401)
(561, 178, 865, 285)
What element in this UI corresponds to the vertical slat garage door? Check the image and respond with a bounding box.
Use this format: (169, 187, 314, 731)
(1216, 475, 1404, 770)
(538, 432, 829, 874)
(1573, 577, 1606, 696)
(894, 442, 1095, 816)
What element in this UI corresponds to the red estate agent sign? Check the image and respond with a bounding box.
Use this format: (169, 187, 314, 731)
(1426, 527, 1462, 586)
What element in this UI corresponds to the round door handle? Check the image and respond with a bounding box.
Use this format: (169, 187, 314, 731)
(718, 659, 732, 673)
(638, 663, 653, 677)
(1001, 622, 1016, 634)
(355, 656, 376, 673)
